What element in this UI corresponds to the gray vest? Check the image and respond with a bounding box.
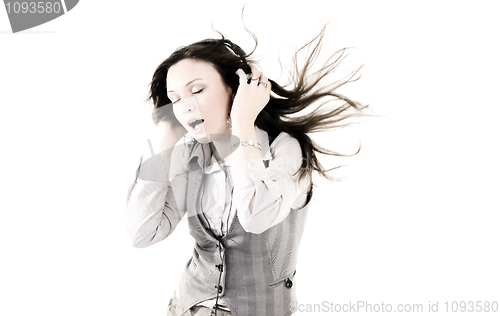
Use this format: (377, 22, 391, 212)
(177, 143, 311, 316)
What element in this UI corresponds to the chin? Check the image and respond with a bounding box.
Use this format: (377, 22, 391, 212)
(191, 133, 211, 144)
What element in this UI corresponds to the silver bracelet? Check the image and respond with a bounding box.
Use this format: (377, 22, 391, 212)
(240, 139, 261, 150)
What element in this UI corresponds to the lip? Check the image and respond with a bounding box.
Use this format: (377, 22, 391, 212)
(187, 118, 205, 133)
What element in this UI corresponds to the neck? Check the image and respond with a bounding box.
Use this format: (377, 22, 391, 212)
(210, 133, 239, 163)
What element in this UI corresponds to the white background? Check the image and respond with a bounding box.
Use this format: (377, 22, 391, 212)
(1, 1, 499, 315)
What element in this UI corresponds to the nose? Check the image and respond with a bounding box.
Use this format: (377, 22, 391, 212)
(177, 96, 198, 114)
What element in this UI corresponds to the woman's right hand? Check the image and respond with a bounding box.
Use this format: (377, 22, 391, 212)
(150, 120, 187, 157)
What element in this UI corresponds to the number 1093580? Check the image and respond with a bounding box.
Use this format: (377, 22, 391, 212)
(5, 2, 62, 14)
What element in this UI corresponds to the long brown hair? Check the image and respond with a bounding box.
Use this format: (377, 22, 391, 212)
(147, 26, 369, 183)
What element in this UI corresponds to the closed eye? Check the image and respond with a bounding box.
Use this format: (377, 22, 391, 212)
(171, 89, 203, 105)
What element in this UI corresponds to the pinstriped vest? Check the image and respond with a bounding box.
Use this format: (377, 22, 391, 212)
(177, 144, 311, 316)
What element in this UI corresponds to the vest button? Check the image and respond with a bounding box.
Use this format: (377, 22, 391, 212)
(284, 278, 293, 289)
(216, 285, 223, 293)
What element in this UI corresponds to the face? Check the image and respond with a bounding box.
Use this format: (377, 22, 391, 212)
(166, 59, 233, 143)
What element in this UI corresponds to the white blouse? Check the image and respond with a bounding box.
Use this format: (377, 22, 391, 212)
(126, 126, 310, 248)
(126, 126, 311, 310)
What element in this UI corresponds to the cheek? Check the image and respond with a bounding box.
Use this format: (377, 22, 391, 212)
(172, 107, 186, 127)
(196, 90, 231, 125)
(196, 96, 215, 118)
(204, 92, 230, 115)
(172, 106, 179, 120)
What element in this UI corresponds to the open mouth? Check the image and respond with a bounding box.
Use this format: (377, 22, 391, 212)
(189, 119, 205, 131)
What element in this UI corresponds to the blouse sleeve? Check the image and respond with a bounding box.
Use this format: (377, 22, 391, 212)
(126, 145, 188, 248)
(230, 132, 310, 234)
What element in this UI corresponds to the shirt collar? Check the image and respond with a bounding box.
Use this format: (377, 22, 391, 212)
(187, 126, 272, 174)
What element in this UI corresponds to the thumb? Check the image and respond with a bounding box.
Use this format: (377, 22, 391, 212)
(235, 68, 250, 84)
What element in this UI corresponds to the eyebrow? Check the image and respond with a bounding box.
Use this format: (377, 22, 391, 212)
(167, 78, 202, 93)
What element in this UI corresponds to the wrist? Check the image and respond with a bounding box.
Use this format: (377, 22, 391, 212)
(231, 122, 257, 141)
(230, 113, 255, 125)
(230, 118, 255, 131)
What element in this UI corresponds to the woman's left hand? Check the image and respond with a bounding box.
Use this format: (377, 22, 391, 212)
(231, 64, 272, 124)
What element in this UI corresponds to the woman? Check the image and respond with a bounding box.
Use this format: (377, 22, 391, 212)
(126, 27, 366, 316)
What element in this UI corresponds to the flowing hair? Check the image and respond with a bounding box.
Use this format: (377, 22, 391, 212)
(147, 25, 369, 183)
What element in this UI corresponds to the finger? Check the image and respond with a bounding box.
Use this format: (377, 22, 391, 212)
(257, 74, 271, 90)
(248, 64, 262, 80)
(259, 73, 268, 85)
(265, 80, 272, 94)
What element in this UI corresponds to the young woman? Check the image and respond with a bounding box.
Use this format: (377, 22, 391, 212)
(126, 27, 366, 316)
